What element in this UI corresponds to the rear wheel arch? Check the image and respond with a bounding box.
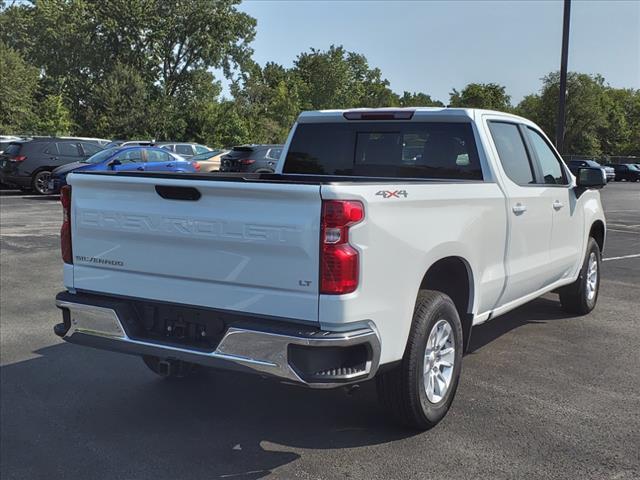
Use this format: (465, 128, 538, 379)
(419, 256, 475, 352)
(31, 165, 57, 176)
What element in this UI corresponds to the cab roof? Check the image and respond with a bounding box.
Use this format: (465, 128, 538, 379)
(297, 107, 532, 125)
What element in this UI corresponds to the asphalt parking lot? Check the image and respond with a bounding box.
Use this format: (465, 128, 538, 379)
(1, 183, 638, 480)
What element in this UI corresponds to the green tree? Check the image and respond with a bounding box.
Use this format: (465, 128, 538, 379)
(0, 41, 38, 133)
(513, 94, 543, 123)
(449, 83, 511, 111)
(86, 63, 152, 139)
(34, 94, 73, 136)
(1, 0, 256, 138)
(521, 72, 611, 155)
(398, 91, 444, 107)
(206, 101, 252, 147)
(231, 61, 302, 143)
(293, 45, 397, 110)
(602, 88, 640, 156)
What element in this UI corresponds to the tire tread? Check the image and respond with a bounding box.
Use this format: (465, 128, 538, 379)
(377, 290, 461, 429)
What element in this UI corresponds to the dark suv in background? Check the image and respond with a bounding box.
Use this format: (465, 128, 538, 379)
(607, 163, 640, 182)
(219, 144, 283, 173)
(0, 138, 103, 194)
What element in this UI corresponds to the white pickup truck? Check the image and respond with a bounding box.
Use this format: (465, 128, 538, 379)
(54, 108, 606, 429)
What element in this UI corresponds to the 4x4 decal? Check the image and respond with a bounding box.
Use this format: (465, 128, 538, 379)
(376, 190, 408, 199)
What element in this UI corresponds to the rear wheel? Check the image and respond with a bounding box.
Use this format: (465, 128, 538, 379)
(142, 355, 200, 379)
(559, 237, 601, 315)
(32, 170, 53, 195)
(377, 290, 463, 430)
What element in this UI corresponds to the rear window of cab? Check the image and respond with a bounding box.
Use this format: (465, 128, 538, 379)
(283, 122, 483, 180)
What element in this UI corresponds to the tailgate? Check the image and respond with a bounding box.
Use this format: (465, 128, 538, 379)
(67, 174, 322, 323)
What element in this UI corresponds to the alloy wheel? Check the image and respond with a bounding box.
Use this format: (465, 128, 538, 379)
(424, 319, 456, 403)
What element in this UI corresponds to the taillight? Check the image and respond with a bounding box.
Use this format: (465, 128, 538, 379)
(320, 200, 364, 294)
(239, 159, 255, 165)
(9, 155, 26, 162)
(192, 161, 201, 171)
(60, 185, 72, 264)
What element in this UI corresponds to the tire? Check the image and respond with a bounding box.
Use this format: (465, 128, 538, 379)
(142, 355, 200, 379)
(558, 237, 601, 315)
(377, 290, 464, 430)
(31, 170, 53, 195)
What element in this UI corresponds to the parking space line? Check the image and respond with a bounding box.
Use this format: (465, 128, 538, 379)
(607, 228, 639, 234)
(608, 223, 640, 228)
(603, 253, 640, 262)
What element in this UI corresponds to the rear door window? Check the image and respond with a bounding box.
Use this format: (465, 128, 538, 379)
(79, 142, 102, 156)
(57, 142, 81, 157)
(43, 143, 58, 155)
(488, 122, 535, 185)
(113, 149, 143, 164)
(175, 144, 193, 156)
(145, 149, 171, 163)
(284, 122, 482, 180)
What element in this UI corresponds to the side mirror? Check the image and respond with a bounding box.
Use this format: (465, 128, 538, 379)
(108, 159, 122, 169)
(576, 167, 606, 189)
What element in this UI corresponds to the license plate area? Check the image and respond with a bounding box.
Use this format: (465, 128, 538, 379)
(128, 301, 226, 351)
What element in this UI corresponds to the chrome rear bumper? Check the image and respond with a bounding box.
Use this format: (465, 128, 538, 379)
(55, 297, 380, 388)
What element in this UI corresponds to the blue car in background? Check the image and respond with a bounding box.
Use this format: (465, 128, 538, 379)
(49, 146, 199, 193)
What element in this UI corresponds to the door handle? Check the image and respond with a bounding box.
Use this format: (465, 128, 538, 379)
(167, 163, 173, 167)
(136, 167, 144, 171)
(552, 200, 564, 210)
(512, 203, 527, 214)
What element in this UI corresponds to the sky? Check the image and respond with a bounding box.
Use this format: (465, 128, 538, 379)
(227, 0, 640, 105)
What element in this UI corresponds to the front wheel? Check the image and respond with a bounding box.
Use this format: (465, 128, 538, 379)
(32, 170, 53, 195)
(377, 290, 463, 430)
(558, 237, 601, 315)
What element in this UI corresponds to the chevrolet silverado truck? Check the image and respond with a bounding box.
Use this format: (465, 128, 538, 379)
(53, 108, 606, 429)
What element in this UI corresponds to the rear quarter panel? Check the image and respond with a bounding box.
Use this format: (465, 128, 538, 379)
(319, 182, 507, 364)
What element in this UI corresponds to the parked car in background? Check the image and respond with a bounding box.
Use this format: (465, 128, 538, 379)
(49, 146, 198, 194)
(0, 138, 105, 194)
(189, 149, 229, 172)
(567, 159, 614, 182)
(219, 144, 283, 173)
(156, 142, 212, 158)
(607, 163, 640, 182)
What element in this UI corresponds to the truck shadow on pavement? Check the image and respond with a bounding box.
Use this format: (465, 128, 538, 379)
(0, 344, 409, 479)
(0, 296, 574, 480)
(468, 295, 573, 353)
